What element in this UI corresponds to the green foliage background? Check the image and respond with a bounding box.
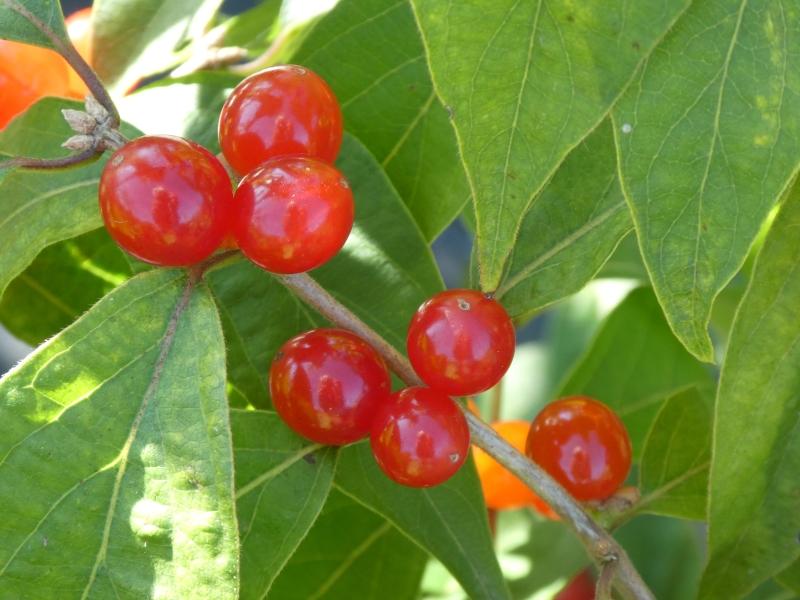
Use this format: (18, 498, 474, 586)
(0, 0, 798, 598)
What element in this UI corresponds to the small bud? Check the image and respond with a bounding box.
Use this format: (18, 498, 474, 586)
(62, 109, 96, 134)
(62, 134, 96, 152)
(85, 95, 108, 122)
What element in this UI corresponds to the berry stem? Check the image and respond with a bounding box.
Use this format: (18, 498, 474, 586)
(597, 560, 618, 600)
(2, 0, 120, 127)
(0, 144, 100, 170)
(275, 272, 654, 600)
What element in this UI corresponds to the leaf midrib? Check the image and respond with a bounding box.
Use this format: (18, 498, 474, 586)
(80, 273, 197, 598)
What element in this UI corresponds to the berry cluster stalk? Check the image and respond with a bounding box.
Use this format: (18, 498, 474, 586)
(276, 272, 654, 600)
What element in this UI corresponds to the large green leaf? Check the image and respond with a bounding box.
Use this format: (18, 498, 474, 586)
(269, 489, 427, 600)
(411, 0, 690, 288)
(701, 180, 800, 598)
(636, 386, 711, 520)
(294, 0, 469, 241)
(0, 228, 130, 346)
(557, 287, 711, 457)
(495, 120, 632, 321)
(232, 409, 337, 599)
(0, 269, 238, 598)
(613, 0, 800, 361)
(0, 0, 67, 48)
(0, 99, 140, 303)
(335, 444, 509, 600)
(92, 0, 222, 94)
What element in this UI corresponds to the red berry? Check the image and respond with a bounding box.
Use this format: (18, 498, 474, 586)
(233, 156, 354, 274)
(270, 328, 390, 445)
(218, 64, 343, 175)
(99, 136, 233, 266)
(370, 387, 470, 488)
(525, 396, 632, 502)
(407, 289, 515, 396)
(555, 570, 596, 600)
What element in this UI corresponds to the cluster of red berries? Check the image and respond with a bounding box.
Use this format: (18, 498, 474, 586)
(94, 60, 632, 498)
(99, 64, 352, 274)
(271, 289, 516, 487)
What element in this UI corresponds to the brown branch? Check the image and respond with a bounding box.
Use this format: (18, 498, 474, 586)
(2, 0, 120, 127)
(0, 144, 101, 171)
(597, 560, 618, 600)
(274, 272, 654, 600)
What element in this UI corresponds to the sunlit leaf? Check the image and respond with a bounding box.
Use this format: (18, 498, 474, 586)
(701, 179, 800, 598)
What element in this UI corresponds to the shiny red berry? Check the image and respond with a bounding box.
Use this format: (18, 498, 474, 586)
(370, 386, 470, 488)
(233, 156, 354, 274)
(218, 64, 343, 175)
(99, 136, 233, 266)
(406, 289, 515, 396)
(270, 328, 391, 445)
(525, 396, 632, 502)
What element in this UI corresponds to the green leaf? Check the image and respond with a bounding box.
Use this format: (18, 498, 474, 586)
(411, 0, 690, 288)
(269, 489, 427, 599)
(220, 0, 281, 51)
(701, 180, 800, 598)
(336, 445, 509, 600)
(313, 135, 443, 349)
(636, 386, 712, 520)
(294, 0, 469, 241)
(598, 232, 648, 280)
(613, 0, 800, 361)
(0, 228, 131, 346)
(746, 580, 799, 600)
(557, 287, 711, 458)
(495, 120, 633, 320)
(0, 0, 67, 48)
(209, 261, 320, 409)
(776, 560, 800, 595)
(92, 0, 222, 94)
(232, 409, 337, 599)
(0, 269, 238, 597)
(0, 99, 140, 304)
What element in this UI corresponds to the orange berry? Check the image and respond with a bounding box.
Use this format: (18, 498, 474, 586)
(0, 40, 71, 128)
(473, 420, 558, 518)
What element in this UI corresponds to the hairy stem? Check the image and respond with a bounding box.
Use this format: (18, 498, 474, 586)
(275, 272, 654, 600)
(0, 144, 100, 171)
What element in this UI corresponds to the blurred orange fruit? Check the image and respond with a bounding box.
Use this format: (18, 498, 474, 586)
(473, 420, 558, 518)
